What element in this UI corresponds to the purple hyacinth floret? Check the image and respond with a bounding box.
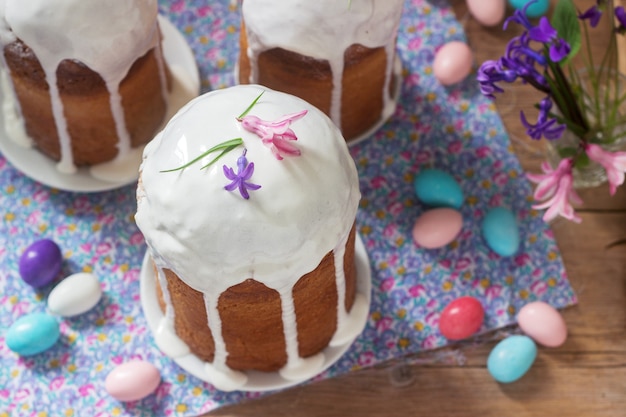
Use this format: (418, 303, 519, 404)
(223, 149, 261, 200)
(520, 96, 566, 140)
(616, 6, 626, 33)
(477, 60, 518, 99)
(579, 5, 603, 28)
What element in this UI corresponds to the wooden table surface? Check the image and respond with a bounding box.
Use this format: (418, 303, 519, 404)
(207, 1, 626, 415)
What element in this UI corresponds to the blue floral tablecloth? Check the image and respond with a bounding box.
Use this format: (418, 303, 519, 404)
(0, 0, 576, 416)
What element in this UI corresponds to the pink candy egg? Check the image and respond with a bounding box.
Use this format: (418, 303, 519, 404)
(433, 41, 473, 86)
(105, 360, 161, 402)
(439, 296, 485, 340)
(412, 208, 463, 249)
(517, 301, 567, 347)
(466, 0, 506, 27)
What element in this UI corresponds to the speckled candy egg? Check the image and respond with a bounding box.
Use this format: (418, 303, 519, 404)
(6, 312, 60, 356)
(517, 301, 567, 347)
(105, 361, 161, 402)
(414, 168, 464, 209)
(467, 0, 506, 27)
(19, 239, 63, 288)
(48, 273, 103, 317)
(481, 207, 520, 257)
(439, 296, 485, 340)
(488, 335, 537, 383)
(508, 0, 549, 18)
(412, 208, 463, 249)
(433, 41, 473, 86)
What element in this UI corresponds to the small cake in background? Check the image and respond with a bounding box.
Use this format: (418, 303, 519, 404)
(0, 0, 170, 173)
(238, 0, 404, 142)
(135, 85, 364, 391)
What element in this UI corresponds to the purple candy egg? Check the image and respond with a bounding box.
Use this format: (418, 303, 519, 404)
(19, 239, 63, 288)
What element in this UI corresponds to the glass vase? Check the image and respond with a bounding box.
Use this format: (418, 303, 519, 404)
(545, 69, 626, 189)
(546, 129, 626, 189)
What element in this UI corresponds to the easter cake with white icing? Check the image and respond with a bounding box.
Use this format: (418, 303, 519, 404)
(135, 85, 364, 390)
(0, 0, 170, 173)
(238, 0, 404, 141)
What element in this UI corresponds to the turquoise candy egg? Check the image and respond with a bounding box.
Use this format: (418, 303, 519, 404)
(481, 207, 520, 256)
(413, 169, 464, 209)
(488, 335, 537, 383)
(6, 312, 60, 356)
(508, 0, 549, 18)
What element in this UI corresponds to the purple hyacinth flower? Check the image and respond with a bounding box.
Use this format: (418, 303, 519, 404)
(549, 39, 571, 62)
(223, 149, 261, 200)
(528, 17, 558, 43)
(579, 5, 603, 28)
(477, 60, 517, 98)
(519, 96, 566, 140)
(616, 6, 626, 32)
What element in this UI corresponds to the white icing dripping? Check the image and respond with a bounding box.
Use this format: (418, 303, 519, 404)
(136, 85, 362, 389)
(279, 285, 300, 369)
(153, 267, 190, 358)
(203, 292, 228, 369)
(0, 0, 161, 172)
(0, 52, 29, 147)
(241, 0, 404, 132)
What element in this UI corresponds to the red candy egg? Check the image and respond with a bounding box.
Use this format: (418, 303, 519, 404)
(439, 296, 484, 340)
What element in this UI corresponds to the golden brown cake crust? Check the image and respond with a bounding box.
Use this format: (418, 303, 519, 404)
(3, 38, 170, 166)
(238, 21, 393, 141)
(155, 226, 358, 372)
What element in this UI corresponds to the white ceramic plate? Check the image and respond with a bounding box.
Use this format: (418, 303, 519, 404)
(0, 15, 200, 193)
(140, 235, 372, 392)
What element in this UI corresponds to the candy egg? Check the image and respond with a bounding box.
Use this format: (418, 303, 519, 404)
(412, 208, 463, 249)
(508, 0, 549, 18)
(487, 335, 537, 383)
(467, 0, 506, 27)
(517, 301, 567, 347)
(48, 273, 103, 317)
(414, 168, 464, 209)
(19, 239, 63, 288)
(6, 312, 60, 356)
(433, 41, 473, 86)
(439, 296, 485, 340)
(481, 207, 520, 257)
(105, 361, 161, 402)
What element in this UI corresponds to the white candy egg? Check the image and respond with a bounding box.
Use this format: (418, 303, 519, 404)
(47, 272, 103, 317)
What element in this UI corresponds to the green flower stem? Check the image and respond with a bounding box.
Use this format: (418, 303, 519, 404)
(160, 138, 244, 172)
(237, 91, 264, 119)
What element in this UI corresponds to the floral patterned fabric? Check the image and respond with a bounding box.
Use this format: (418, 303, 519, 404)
(0, 1, 576, 416)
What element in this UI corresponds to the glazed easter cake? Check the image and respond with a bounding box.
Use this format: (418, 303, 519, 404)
(135, 85, 367, 391)
(0, 0, 170, 174)
(238, 0, 404, 142)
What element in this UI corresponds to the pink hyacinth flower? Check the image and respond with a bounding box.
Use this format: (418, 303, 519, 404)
(239, 110, 307, 160)
(585, 144, 626, 196)
(527, 158, 583, 223)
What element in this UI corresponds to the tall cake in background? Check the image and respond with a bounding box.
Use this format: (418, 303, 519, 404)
(136, 85, 365, 391)
(0, 0, 170, 173)
(238, 0, 404, 142)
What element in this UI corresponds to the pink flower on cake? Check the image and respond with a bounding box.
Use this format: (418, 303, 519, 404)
(526, 158, 582, 223)
(585, 144, 626, 195)
(239, 110, 307, 160)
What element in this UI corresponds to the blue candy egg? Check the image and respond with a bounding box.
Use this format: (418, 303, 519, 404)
(6, 312, 60, 356)
(508, 0, 549, 18)
(488, 335, 537, 383)
(413, 169, 464, 209)
(481, 207, 520, 257)
(19, 239, 63, 288)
